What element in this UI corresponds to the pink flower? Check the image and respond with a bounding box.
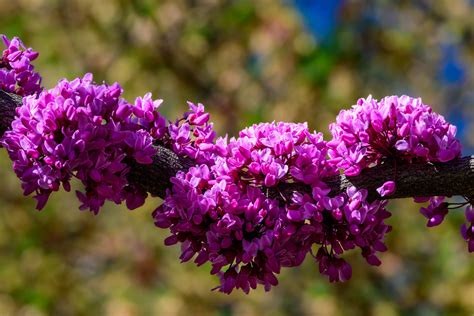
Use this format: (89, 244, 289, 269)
(377, 181, 396, 197)
(1, 74, 166, 213)
(0, 34, 42, 96)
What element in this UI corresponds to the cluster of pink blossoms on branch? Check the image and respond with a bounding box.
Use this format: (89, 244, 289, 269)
(328, 95, 462, 224)
(0, 35, 41, 96)
(0, 35, 473, 294)
(156, 122, 392, 293)
(2, 73, 161, 212)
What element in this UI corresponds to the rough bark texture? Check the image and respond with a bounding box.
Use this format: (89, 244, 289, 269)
(0, 90, 21, 136)
(1, 89, 473, 201)
(127, 146, 195, 198)
(326, 156, 474, 201)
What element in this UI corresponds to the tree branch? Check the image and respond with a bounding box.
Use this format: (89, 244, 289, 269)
(1, 90, 473, 202)
(0, 90, 21, 136)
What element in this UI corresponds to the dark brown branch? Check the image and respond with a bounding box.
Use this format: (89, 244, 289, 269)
(0, 90, 21, 136)
(127, 146, 195, 198)
(1, 90, 474, 202)
(327, 157, 474, 200)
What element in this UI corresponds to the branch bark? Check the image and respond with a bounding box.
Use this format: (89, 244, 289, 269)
(0, 90, 21, 136)
(1, 90, 473, 201)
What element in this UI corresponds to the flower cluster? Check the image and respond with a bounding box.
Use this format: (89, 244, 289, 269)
(328, 95, 462, 176)
(166, 102, 217, 164)
(1, 74, 164, 213)
(0, 35, 42, 96)
(155, 122, 392, 293)
(418, 196, 449, 227)
(328, 95, 470, 251)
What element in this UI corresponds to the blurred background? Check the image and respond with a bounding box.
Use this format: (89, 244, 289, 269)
(0, 0, 473, 315)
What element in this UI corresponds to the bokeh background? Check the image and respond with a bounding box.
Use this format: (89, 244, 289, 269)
(0, 0, 473, 315)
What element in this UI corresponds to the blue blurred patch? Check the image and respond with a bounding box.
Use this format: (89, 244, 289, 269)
(438, 43, 471, 152)
(291, 0, 344, 43)
(438, 44, 466, 85)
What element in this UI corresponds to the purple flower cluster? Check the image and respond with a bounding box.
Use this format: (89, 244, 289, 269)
(155, 122, 392, 293)
(419, 196, 449, 227)
(1, 74, 164, 213)
(328, 95, 462, 176)
(328, 95, 472, 251)
(166, 102, 216, 164)
(415, 195, 474, 252)
(0, 35, 42, 96)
